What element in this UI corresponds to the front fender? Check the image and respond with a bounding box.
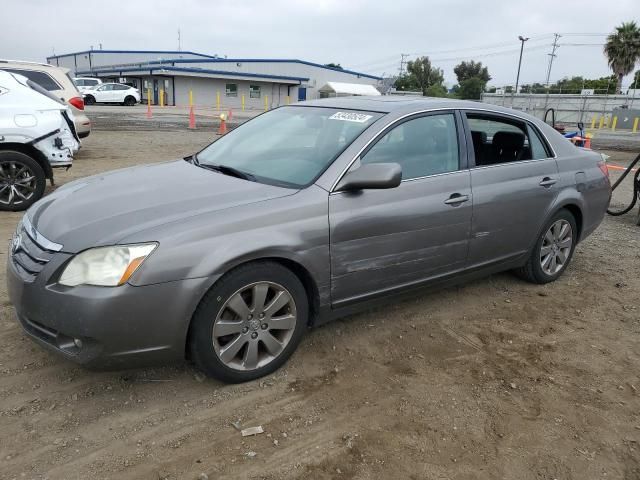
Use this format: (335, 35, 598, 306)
(125, 186, 331, 303)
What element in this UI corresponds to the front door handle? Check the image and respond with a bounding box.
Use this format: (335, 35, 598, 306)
(444, 193, 470, 206)
(539, 177, 557, 187)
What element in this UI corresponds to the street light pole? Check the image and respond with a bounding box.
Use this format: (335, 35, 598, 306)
(515, 35, 529, 95)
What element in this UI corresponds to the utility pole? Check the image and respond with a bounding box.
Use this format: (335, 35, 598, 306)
(545, 33, 561, 86)
(399, 54, 409, 76)
(515, 35, 529, 95)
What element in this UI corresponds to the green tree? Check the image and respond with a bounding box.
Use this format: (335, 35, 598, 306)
(395, 56, 444, 95)
(457, 77, 486, 100)
(424, 83, 447, 97)
(453, 60, 491, 83)
(632, 70, 640, 89)
(604, 21, 640, 93)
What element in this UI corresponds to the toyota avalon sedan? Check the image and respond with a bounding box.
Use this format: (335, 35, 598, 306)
(7, 97, 611, 383)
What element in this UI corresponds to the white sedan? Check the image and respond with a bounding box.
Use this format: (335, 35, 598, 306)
(84, 83, 140, 106)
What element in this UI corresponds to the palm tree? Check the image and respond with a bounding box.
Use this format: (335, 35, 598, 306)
(604, 21, 640, 94)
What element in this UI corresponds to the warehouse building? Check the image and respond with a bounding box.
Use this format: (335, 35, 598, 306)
(47, 49, 382, 109)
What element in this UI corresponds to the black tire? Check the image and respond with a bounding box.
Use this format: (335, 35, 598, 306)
(514, 209, 578, 284)
(188, 261, 308, 383)
(0, 150, 46, 212)
(124, 96, 136, 106)
(84, 95, 95, 105)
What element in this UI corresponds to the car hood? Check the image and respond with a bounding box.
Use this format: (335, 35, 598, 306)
(27, 160, 297, 252)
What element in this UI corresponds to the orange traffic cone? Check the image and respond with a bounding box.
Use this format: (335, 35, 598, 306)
(584, 134, 592, 149)
(228, 109, 233, 121)
(188, 106, 196, 129)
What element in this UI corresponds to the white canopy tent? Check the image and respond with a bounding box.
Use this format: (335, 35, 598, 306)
(318, 81, 381, 98)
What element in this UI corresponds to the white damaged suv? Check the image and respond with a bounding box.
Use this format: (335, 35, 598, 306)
(0, 70, 79, 211)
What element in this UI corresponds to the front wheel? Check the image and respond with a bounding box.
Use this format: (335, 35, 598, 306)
(514, 209, 577, 284)
(0, 150, 46, 211)
(188, 261, 308, 383)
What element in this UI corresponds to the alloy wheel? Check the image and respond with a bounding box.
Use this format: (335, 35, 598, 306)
(540, 219, 573, 275)
(212, 281, 297, 371)
(0, 161, 37, 207)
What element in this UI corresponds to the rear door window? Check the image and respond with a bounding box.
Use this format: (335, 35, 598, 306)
(466, 113, 551, 166)
(2, 68, 61, 91)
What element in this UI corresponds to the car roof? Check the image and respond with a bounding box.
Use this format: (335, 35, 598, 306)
(0, 59, 54, 68)
(297, 95, 535, 118)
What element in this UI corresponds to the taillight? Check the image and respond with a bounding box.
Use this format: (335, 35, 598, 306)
(598, 161, 609, 179)
(68, 96, 85, 110)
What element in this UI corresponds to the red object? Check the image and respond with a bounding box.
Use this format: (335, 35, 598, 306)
(584, 136, 591, 149)
(188, 106, 196, 129)
(146, 103, 152, 119)
(218, 117, 227, 135)
(68, 96, 84, 110)
(597, 161, 610, 179)
(228, 109, 233, 120)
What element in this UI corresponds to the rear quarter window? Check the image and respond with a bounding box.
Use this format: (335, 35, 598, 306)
(2, 68, 61, 91)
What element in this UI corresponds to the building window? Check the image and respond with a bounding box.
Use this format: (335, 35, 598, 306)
(226, 83, 238, 97)
(249, 85, 261, 98)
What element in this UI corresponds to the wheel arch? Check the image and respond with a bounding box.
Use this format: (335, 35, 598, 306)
(0, 143, 53, 180)
(184, 255, 322, 358)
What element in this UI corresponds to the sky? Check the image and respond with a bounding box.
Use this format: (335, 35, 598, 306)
(1, 0, 639, 88)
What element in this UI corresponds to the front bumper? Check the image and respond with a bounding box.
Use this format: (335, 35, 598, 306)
(7, 251, 212, 369)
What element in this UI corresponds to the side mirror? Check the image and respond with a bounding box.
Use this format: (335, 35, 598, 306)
(335, 162, 402, 192)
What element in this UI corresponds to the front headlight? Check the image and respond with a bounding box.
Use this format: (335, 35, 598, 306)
(59, 243, 157, 287)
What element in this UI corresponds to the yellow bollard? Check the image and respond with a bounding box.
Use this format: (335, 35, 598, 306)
(264, 95, 268, 111)
(241, 94, 245, 111)
(598, 116, 605, 129)
(633, 117, 639, 134)
(590, 115, 596, 129)
(159, 89, 164, 107)
(286, 96, 290, 105)
(611, 116, 617, 131)
(189, 90, 193, 108)
(216, 91, 220, 111)
(147, 88, 151, 106)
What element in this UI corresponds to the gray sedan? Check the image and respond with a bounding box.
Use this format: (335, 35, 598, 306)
(7, 97, 611, 383)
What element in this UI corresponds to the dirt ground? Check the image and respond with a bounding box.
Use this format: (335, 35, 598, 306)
(1, 119, 640, 480)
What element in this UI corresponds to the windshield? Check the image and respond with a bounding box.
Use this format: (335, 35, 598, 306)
(196, 106, 383, 188)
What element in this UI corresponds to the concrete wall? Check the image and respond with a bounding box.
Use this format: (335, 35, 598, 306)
(481, 92, 640, 127)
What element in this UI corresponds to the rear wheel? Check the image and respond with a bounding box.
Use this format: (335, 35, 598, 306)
(123, 95, 136, 106)
(0, 151, 46, 211)
(514, 209, 577, 284)
(84, 95, 95, 105)
(188, 261, 308, 383)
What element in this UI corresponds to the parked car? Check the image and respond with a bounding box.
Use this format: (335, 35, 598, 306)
(7, 98, 611, 382)
(0, 60, 91, 138)
(83, 83, 140, 106)
(73, 77, 102, 93)
(0, 71, 79, 211)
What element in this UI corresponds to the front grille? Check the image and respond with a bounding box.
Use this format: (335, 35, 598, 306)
(11, 226, 56, 282)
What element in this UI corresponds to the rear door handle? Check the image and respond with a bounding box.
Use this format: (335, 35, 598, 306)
(444, 193, 469, 206)
(539, 177, 557, 187)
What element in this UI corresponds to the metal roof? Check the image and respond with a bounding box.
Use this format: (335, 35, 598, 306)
(75, 66, 308, 84)
(46, 50, 382, 80)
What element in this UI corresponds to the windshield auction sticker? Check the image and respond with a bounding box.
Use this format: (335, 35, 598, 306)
(329, 112, 373, 123)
